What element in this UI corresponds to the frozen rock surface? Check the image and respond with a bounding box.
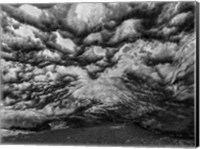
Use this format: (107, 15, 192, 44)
(0, 2, 196, 138)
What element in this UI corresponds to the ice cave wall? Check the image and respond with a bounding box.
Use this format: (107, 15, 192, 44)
(0, 2, 196, 137)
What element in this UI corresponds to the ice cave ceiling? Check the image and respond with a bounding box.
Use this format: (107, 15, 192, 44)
(0, 2, 196, 137)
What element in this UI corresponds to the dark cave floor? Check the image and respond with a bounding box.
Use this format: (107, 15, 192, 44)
(1, 123, 195, 146)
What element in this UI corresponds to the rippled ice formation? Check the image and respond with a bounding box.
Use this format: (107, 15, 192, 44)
(0, 2, 196, 138)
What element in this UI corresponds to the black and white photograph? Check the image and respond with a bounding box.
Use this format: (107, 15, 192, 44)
(0, 1, 199, 147)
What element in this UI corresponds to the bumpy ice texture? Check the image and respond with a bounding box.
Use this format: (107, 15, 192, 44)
(0, 2, 196, 137)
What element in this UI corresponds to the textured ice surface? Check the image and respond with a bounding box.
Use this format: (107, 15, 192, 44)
(0, 2, 196, 138)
